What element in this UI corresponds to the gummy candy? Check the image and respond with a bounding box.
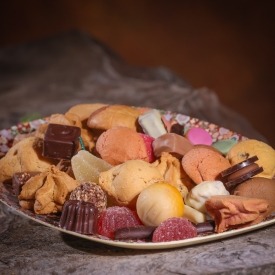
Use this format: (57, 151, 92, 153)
(138, 133, 155, 162)
(152, 217, 197, 242)
(71, 150, 112, 184)
(97, 206, 143, 239)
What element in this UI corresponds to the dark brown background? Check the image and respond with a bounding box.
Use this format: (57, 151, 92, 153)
(1, 1, 275, 147)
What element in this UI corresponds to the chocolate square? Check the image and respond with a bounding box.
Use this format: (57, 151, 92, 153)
(43, 124, 81, 160)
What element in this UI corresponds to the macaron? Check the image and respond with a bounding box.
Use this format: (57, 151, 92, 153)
(96, 126, 149, 166)
(182, 147, 231, 184)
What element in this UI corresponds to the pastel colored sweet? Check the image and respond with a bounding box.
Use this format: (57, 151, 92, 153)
(182, 147, 231, 184)
(152, 133, 194, 159)
(185, 180, 229, 214)
(183, 204, 207, 224)
(212, 139, 237, 155)
(96, 126, 149, 166)
(233, 177, 275, 217)
(227, 139, 275, 179)
(185, 127, 213, 146)
(138, 109, 167, 139)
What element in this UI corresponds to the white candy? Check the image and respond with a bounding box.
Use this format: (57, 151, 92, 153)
(183, 205, 206, 224)
(185, 181, 229, 214)
(138, 109, 167, 139)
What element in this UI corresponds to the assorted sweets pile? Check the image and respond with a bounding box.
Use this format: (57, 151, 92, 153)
(1, 103, 275, 243)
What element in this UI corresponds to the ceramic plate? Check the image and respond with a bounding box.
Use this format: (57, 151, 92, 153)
(1, 109, 275, 250)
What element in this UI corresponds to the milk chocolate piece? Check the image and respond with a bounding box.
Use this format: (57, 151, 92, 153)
(59, 200, 98, 235)
(43, 123, 81, 160)
(114, 225, 157, 240)
(225, 167, 263, 190)
(12, 171, 40, 196)
(221, 155, 263, 190)
(153, 133, 194, 159)
(221, 155, 259, 177)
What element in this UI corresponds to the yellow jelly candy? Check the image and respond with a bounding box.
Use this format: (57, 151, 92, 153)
(71, 150, 112, 184)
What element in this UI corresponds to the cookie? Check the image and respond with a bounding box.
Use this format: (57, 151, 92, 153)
(0, 137, 56, 183)
(227, 139, 275, 179)
(87, 105, 141, 131)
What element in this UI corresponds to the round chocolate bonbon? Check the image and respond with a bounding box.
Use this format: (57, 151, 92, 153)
(69, 182, 107, 214)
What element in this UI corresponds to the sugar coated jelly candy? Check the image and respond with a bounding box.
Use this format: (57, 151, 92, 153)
(97, 206, 143, 239)
(152, 217, 197, 242)
(138, 133, 156, 163)
(71, 150, 112, 184)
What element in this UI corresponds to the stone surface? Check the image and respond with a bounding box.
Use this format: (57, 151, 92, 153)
(0, 30, 274, 275)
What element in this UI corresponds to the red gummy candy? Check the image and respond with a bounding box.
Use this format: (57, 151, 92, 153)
(97, 206, 143, 239)
(152, 217, 197, 242)
(139, 133, 156, 163)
